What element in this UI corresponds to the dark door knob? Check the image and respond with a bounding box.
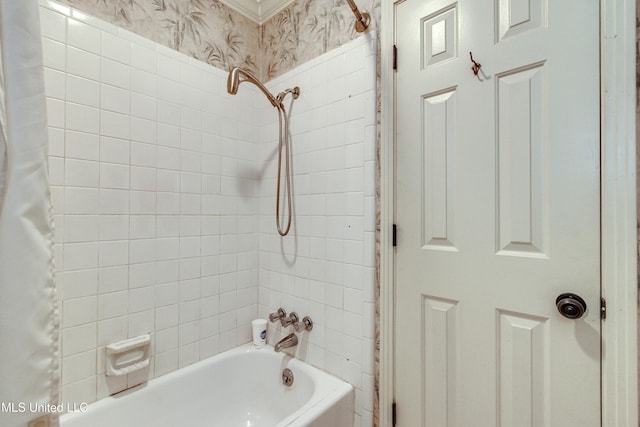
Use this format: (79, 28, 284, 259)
(556, 293, 587, 319)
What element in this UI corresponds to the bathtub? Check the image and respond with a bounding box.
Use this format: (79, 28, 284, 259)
(60, 344, 354, 427)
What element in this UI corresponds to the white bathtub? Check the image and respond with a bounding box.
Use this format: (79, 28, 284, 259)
(60, 344, 354, 427)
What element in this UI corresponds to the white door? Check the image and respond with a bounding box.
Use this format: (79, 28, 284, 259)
(394, 0, 601, 426)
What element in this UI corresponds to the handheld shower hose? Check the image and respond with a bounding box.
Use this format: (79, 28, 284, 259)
(226, 67, 300, 236)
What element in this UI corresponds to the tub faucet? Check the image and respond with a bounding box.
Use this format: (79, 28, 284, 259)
(274, 333, 298, 352)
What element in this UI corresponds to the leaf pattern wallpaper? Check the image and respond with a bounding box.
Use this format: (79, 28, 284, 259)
(261, 0, 379, 79)
(59, 0, 379, 81)
(58, 0, 262, 76)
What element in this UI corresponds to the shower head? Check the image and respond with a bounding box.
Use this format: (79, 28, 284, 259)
(227, 67, 279, 108)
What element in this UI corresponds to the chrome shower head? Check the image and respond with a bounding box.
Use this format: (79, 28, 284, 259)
(227, 67, 279, 108)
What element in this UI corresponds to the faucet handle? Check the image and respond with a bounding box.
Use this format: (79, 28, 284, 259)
(294, 316, 313, 332)
(284, 312, 313, 332)
(281, 312, 299, 327)
(269, 308, 286, 323)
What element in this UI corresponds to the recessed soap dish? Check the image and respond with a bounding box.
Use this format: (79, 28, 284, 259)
(106, 334, 151, 376)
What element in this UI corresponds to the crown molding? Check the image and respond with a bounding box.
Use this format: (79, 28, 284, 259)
(218, 0, 294, 24)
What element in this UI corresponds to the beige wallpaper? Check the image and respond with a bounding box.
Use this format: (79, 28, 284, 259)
(261, 0, 379, 79)
(59, 0, 379, 81)
(58, 0, 262, 76)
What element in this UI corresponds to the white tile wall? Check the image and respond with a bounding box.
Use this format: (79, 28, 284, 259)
(259, 36, 377, 427)
(42, 1, 376, 425)
(41, 1, 259, 406)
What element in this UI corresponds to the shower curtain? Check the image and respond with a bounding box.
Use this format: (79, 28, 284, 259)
(0, 1, 60, 427)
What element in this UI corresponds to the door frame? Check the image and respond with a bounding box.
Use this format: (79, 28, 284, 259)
(379, 0, 638, 425)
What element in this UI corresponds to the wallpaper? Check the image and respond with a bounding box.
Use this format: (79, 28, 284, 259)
(261, 0, 380, 79)
(58, 0, 262, 76)
(58, 0, 379, 81)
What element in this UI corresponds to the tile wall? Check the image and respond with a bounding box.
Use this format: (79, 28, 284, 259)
(40, 1, 377, 424)
(40, 1, 261, 405)
(258, 35, 377, 427)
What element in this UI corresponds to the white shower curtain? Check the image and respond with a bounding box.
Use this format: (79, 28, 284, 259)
(0, 1, 60, 427)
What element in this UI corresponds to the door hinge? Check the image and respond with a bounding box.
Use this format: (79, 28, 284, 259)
(600, 297, 606, 319)
(392, 401, 397, 426)
(393, 45, 398, 71)
(392, 224, 397, 247)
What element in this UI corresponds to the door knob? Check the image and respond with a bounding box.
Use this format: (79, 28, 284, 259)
(556, 293, 587, 319)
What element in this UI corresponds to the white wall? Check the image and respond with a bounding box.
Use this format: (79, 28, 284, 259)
(258, 36, 378, 427)
(40, 1, 260, 405)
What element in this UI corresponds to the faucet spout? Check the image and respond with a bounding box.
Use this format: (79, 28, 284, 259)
(274, 333, 298, 352)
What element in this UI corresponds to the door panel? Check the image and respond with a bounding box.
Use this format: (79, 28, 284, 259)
(421, 88, 457, 250)
(394, 0, 600, 426)
(496, 63, 546, 256)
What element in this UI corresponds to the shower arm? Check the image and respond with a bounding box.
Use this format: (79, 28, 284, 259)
(345, 0, 370, 33)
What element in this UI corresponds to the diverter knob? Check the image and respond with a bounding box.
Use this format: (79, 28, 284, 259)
(556, 293, 587, 319)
